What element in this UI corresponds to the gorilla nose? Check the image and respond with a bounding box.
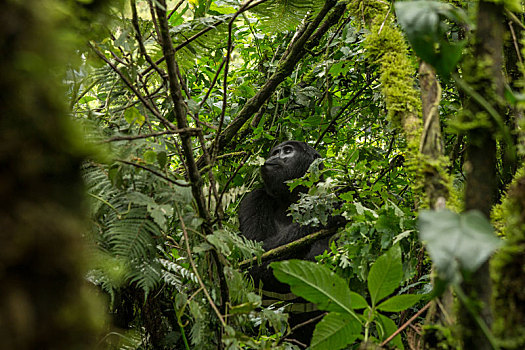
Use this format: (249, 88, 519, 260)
(264, 157, 283, 166)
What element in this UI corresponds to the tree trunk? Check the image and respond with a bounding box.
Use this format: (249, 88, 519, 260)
(460, 1, 505, 348)
(0, 1, 104, 348)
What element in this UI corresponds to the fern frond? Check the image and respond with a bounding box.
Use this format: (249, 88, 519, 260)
(129, 259, 162, 296)
(250, 0, 324, 32)
(170, 14, 233, 71)
(158, 258, 198, 286)
(207, 229, 264, 262)
(106, 208, 159, 260)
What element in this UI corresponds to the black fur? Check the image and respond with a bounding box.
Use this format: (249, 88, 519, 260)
(239, 141, 330, 346)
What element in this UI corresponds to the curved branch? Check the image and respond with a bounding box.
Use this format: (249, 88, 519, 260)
(239, 227, 339, 269)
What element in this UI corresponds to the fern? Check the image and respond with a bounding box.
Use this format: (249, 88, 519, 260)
(105, 208, 158, 260)
(129, 259, 162, 296)
(250, 0, 325, 32)
(169, 14, 233, 71)
(206, 228, 264, 262)
(158, 258, 198, 286)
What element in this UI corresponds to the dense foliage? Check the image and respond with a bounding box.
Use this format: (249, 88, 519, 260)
(61, 0, 525, 349)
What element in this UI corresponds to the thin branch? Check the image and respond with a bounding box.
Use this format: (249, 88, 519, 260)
(215, 0, 340, 154)
(103, 128, 201, 142)
(508, 20, 523, 65)
(117, 159, 190, 187)
(198, 57, 227, 111)
(211, 0, 263, 160)
(177, 209, 227, 327)
(287, 312, 327, 336)
(380, 301, 431, 347)
(315, 75, 376, 148)
(88, 42, 178, 131)
(168, 0, 185, 19)
(214, 152, 250, 219)
(239, 227, 339, 269)
(131, 0, 166, 78)
(154, 0, 211, 221)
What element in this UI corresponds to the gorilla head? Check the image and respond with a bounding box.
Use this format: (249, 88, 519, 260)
(261, 141, 321, 198)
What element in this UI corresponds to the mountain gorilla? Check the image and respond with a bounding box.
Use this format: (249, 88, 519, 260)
(239, 141, 334, 346)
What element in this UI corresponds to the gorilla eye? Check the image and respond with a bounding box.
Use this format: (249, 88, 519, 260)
(283, 146, 294, 154)
(272, 149, 280, 156)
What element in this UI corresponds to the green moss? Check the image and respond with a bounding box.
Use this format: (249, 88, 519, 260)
(363, 22, 422, 138)
(347, 0, 390, 27)
(491, 169, 525, 348)
(422, 324, 461, 349)
(348, 2, 463, 209)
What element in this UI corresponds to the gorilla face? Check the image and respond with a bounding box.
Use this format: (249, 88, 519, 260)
(261, 141, 320, 198)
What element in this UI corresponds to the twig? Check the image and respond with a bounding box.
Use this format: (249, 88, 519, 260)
(131, 0, 166, 78)
(103, 128, 201, 142)
(168, 0, 185, 19)
(213, 0, 339, 155)
(198, 57, 227, 111)
(177, 209, 227, 327)
(214, 152, 250, 219)
(315, 76, 375, 148)
(117, 159, 190, 187)
(211, 0, 262, 160)
(290, 312, 326, 333)
(508, 21, 523, 65)
(88, 42, 178, 131)
(380, 301, 431, 347)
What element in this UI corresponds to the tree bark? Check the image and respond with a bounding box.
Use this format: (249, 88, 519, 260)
(0, 1, 104, 349)
(460, 1, 505, 348)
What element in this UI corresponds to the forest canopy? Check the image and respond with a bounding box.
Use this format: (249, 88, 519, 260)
(1, 0, 525, 349)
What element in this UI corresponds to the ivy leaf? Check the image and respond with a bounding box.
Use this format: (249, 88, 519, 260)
(395, 0, 469, 77)
(419, 210, 502, 283)
(377, 294, 422, 312)
(367, 245, 403, 307)
(311, 312, 361, 350)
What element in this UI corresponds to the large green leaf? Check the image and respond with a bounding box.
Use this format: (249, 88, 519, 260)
(367, 245, 403, 307)
(271, 260, 357, 319)
(310, 312, 361, 350)
(395, 0, 468, 77)
(376, 313, 404, 350)
(419, 210, 502, 282)
(377, 294, 422, 312)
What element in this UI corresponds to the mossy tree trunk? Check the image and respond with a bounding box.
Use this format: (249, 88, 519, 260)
(460, 1, 505, 348)
(0, 1, 104, 348)
(491, 170, 525, 349)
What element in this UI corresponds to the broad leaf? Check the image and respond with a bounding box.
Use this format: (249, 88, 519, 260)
(271, 260, 357, 319)
(419, 210, 502, 282)
(377, 294, 422, 312)
(376, 313, 404, 350)
(367, 245, 403, 307)
(395, 1, 468, 77)
(311, 312, 361, 350)
(349, 291, 368, 309)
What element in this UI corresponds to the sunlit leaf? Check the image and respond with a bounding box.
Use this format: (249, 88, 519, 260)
(419, 210, 502, 283)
